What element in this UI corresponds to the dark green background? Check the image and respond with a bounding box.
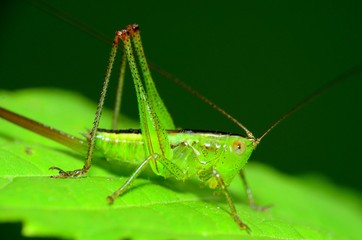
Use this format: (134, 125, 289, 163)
(1, 0, 361, 195)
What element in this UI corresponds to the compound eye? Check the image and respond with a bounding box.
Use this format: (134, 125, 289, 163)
(232, 140, 246, 155)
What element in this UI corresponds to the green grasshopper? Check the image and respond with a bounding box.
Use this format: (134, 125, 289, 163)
(0, 23, 360, 232)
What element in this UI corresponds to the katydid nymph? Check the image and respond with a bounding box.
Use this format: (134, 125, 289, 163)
(0, 23, 360, 233)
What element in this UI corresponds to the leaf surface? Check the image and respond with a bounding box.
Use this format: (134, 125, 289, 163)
(0, 89, 361, 240)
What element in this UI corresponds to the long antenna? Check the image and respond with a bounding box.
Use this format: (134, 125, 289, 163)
(150, 64, 255, 138)
(27, 0, 361, 141)
(257, 64, 362, 142)
(27, 0, 255, 138)
(27, 0, 112, 45)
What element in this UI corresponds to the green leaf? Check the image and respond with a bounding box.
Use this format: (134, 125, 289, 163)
(0, 89, 361, 240)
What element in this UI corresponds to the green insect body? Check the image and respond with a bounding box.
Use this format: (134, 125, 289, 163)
(95, 130, 256, 187)
(0, 24, 259, 232)
(0, 21, 358, 232)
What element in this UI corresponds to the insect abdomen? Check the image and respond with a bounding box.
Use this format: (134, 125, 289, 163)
(94, 131, 146, 164)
